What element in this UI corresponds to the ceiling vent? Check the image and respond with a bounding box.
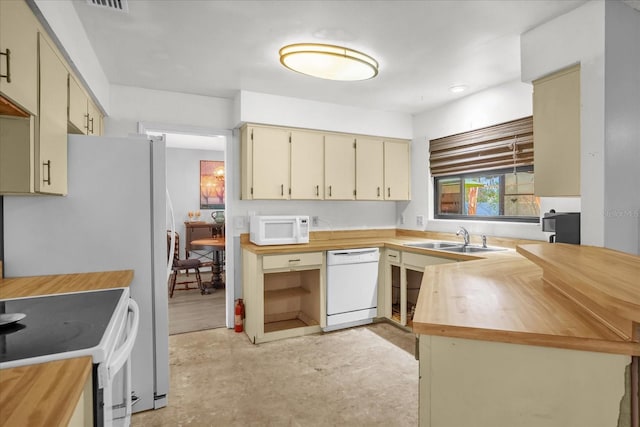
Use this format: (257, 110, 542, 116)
(85, 0, 129, 13)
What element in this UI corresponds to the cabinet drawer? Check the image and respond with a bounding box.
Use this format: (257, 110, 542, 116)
(403, 252, 454, 270)
(386, 249, 401, 263)
(262, 252, 323, 270)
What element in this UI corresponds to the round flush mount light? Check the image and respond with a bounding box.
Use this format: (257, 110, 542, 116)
(449, 84, 468, 93)
(279, 43, 379, 81)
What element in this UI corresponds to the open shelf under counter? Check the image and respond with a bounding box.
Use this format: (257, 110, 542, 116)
(264, 287, 311, 300)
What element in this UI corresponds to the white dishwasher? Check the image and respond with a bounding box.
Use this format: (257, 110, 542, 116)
(325, 247, 379, 331)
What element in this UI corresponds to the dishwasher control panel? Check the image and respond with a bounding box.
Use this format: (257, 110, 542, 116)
(326, 248, 380, 265)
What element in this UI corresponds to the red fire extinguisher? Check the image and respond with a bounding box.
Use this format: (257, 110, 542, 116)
(234, 299, 244, 333)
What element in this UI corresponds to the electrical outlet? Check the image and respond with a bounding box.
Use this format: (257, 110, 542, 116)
(400, 214, 405, 225)
(416, 215, 424, 227)
(312, 216, 319, 227)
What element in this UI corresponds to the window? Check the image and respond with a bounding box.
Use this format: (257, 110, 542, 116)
(429, 116, 539, 223)
(434, 167, 539, 222)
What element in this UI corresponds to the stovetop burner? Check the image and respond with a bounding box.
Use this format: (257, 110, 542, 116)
(0, 289, 124, 364)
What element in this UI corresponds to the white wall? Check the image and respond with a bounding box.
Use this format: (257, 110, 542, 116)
(521, 1, 606, 246)
(105, 85, 235, 137)
(521, 0, 640, 254)
(603, 1, 640, 255)
(407, 80, 572, 241)
(166, 148, 224, 258)
(237, 90, 413, 139)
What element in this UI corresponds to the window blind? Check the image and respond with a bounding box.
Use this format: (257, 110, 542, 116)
(429, 116, 533, 177)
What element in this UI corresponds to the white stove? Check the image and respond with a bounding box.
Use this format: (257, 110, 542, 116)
(0, 288, 139, 427)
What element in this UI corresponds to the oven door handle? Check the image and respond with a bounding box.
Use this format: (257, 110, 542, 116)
(108, 298, 140, 379)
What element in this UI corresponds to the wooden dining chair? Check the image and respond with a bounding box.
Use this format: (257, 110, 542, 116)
(167, 231, 204, 297)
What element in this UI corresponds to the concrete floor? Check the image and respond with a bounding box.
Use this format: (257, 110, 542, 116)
(132, 322, 418, 426)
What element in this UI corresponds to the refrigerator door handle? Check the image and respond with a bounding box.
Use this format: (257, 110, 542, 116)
(166, 188, 176, 280)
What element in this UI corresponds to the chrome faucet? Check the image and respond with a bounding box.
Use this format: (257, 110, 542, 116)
(456, 226, 470, 246)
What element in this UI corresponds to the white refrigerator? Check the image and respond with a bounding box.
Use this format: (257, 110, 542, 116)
(3, 135, 170, 413)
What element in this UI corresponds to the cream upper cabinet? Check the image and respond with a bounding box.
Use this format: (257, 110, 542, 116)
(355, 137, 384, 200)
(384, 139, 410, 200)
(37, 34, 68, 195)
(0, 0, 38, 115)
(325, 134, 355, 200)
(533, 65, 580, 197)
(69, 75, 102, 136)
(87, 101, 102, 135)
(290, 130, 324, 200)
(0, 116, 35, 193)
(246, 125, 290, 199)
(68, 74, 88, 134)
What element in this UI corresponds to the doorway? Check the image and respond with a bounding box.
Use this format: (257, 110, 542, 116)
(139, 122, 233, 335)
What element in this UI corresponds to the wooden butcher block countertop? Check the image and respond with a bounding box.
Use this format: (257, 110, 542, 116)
(0, 357, 92, 427)
(0, 269, 133, 299)
(412, 243, 640, 356)
(0, 270, 133, 427)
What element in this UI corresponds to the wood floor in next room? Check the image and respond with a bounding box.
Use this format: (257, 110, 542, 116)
(132, 322, 418, 426)
(168, 271, 226, 335)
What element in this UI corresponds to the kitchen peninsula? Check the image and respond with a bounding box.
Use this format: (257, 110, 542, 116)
(412, 243, 640, 427)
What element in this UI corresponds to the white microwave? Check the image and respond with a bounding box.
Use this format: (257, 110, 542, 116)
(249, 215, 310, 246)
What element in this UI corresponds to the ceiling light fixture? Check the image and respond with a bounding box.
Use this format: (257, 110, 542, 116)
(279, 43, 378, 81)
(449, 84, 468, 93)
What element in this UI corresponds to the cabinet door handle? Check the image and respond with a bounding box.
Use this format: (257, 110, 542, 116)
(0, 49, 11, 82)
(387, 187, 391, 198)
(89, 117, 94, 134)
(329, 185, 332, 197)
(280, 184, 284, 196)
(42, 161, 51, 185)
(316, 185, 319, 196)
(288, 259, 301, 263)
(84, 114, 90, 131)
(388, 254, 397, 258)
(377, 187, 380, 197)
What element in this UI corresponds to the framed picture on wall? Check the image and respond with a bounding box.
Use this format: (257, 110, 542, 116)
(200, 160, 225, 209)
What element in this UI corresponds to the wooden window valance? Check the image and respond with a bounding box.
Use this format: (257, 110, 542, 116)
(429, 116, 533, 177)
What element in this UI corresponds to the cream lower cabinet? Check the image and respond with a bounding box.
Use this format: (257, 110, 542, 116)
(384, 248, 402, 323)
(243, 250, 325, 344)
(68, 370, 94, 427)
(0, 0, 39, 116)
(386, 250, 456, 327)
(418, 335, 632, 427)
(325, 134, 355, 200)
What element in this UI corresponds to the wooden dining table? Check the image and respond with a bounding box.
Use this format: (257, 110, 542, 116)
(190, 237, 225, 290)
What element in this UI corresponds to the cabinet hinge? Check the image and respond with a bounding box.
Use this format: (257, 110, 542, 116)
(289, 135, 292, 143)
(288, 188, 291, 195)
(353, 141, 356, 149)
(250, 187, 253, 195)
(250, 129, 253, 141)
(353, 189, 356, 196)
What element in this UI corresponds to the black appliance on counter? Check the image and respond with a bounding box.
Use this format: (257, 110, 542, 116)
(542, 210, 581, 244)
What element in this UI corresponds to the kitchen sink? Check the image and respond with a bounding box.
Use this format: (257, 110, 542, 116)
(403, 241, 460, 249)
(439, 245, 507, 253)
(403, 241, 507, 253)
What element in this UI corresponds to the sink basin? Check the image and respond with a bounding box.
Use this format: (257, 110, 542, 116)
(403, 241, 460, 249)
(439, 245, 507, 253)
